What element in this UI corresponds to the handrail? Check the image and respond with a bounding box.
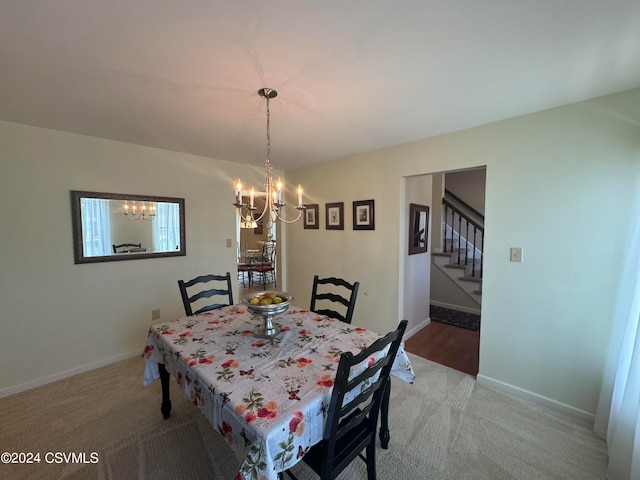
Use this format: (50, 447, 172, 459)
(442, 197, 484, 231)
(444, 189, 484, 221)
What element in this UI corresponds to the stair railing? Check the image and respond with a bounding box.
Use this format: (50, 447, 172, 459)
(442, 191, 484, 278)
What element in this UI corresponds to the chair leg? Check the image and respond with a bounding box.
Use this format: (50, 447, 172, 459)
(366, 442, 377, 480)
(379, 377, 391, 448)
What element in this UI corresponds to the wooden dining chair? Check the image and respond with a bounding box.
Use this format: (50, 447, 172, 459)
(237, 261, 251, 287)
(250, 240, 276, 289)
(310, 275, 360, 324)
(112, 242, 142, 253)
(283, 320, 408, 480)
(177, 272, 233, 316)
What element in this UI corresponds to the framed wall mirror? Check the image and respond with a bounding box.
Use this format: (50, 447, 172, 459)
(408, 203, 429, 255)
(71, 190, 186, 264)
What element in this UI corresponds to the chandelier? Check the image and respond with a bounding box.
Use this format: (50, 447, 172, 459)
(234, 88, 305, 228)
(123, 200, 156, 221)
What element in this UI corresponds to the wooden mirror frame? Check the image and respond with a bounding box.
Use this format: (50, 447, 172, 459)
(408, 203, 429, 255)
(71, 190, 186, 264)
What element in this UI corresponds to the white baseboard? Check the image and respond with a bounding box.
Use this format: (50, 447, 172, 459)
(476, 374, 595, 425)
(404, 318, 431, 340)
(0, 351, 139, 399)
(431, 300, 481, 316)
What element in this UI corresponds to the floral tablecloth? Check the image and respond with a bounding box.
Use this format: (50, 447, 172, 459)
(143, 305, 414, 480)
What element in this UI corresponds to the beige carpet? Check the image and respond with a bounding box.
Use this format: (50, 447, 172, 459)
(0, 354, 607, 480)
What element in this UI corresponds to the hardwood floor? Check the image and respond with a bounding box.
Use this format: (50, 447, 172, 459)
(404, 320, 480, 377)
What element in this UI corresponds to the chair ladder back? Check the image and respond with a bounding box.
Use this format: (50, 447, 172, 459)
(310, 275, 360, 324)
(178, 272, 233, 316)
(112, 242, 142, 253)
(325, 321, 406, 438)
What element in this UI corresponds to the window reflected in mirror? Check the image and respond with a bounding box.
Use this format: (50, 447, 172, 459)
(71, 191, 186, 264)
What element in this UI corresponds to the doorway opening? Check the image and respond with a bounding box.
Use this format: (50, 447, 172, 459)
(403, 167, 485, 377)
(236, 195, 277, 292)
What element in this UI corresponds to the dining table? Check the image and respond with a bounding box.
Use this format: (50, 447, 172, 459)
(143, 303, 415, 480)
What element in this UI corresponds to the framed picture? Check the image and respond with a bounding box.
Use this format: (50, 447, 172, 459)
(408, 203, 429, 255)
(325, 202, 344, 230)
(353, 199, 375, 230)
(304, 204, 319, 229)
(253, 214, 263, 234)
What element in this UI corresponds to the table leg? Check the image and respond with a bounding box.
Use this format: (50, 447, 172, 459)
(159, 363, 172, 419)
(379, 377, 391, 449)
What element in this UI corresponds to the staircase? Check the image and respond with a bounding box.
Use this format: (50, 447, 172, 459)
(433, 191, 484, 307)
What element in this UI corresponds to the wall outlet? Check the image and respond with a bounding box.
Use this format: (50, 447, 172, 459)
(510, 247, 523, 263)
(151, 308, 161, 320)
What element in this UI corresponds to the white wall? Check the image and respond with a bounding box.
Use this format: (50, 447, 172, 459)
(402, 175, 433, 334)
(0, 121, 267, 395)
(285, 89, 640, 418)
(445, 168, 486, 214)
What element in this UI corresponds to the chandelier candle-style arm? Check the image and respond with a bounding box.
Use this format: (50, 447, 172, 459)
(233, 88, 305, 226)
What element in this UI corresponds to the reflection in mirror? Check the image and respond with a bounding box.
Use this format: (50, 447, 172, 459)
(71, 191, 186, 264)
(408, 203, 429, 255)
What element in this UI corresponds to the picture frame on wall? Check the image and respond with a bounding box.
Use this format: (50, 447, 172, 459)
(304, 204, 319, 229)
(325, 202, 344, 230)
(353, 199, 375, 230)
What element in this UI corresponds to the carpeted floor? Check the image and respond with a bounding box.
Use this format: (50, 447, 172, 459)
(430, 304, 481, 331)
(0, 354, 606, 480)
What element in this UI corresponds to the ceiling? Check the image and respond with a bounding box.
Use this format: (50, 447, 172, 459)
(1, 1, 639, 170)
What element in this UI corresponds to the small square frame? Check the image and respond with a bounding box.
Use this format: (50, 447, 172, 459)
(325, 202, 344, 230)
(353, 199, 375, 230)
(304, 204, 319, 229)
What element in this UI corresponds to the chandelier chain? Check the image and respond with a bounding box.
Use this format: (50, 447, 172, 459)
(266, 95, 271, 164)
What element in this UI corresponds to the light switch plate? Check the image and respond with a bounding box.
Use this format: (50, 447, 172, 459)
(226, 238, 232, 248)
(510, 247, 523, 263)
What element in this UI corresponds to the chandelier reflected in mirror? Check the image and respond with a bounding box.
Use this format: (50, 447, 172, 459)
(123, 200, 156, 221)
(234, 88, 305, 228)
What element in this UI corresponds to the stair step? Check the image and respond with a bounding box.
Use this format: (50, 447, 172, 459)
(460, 275, 482, 283)
(432, 255, 482, 307)
(445, 264, 466, 270)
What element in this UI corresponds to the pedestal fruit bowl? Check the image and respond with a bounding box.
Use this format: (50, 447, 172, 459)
(241, 291, 294, 338)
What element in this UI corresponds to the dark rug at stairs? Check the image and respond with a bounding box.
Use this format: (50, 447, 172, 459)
(430, 305, 480, 331)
